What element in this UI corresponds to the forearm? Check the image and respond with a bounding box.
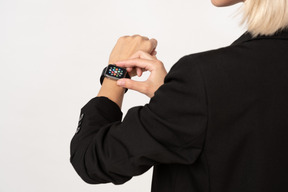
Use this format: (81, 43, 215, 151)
(97, 77, 125, 109)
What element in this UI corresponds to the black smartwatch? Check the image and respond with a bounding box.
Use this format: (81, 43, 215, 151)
(100, 64, 130, 93)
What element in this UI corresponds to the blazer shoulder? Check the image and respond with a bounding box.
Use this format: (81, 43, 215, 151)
(186, 44, 246, 61)
(177, 44, 249, 70)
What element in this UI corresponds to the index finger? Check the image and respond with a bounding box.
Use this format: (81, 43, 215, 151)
(115, 58, 155, 72)
(149, 38, 158, 53)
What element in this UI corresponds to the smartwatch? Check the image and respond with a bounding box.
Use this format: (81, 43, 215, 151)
(100, 64, 130, 92)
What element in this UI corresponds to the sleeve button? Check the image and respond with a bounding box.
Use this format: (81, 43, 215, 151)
(75, 113, 84, 134)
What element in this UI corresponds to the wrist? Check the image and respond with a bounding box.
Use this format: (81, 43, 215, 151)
(102, 77, 124, 90)
(97, 77, 125, 108)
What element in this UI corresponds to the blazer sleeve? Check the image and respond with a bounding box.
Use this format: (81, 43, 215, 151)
(70, 55, 208, 185)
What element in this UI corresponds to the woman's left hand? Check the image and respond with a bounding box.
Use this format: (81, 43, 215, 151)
(108, 35, 157, 64)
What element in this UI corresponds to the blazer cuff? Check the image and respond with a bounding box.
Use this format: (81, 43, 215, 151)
(81, 96, 123, 122)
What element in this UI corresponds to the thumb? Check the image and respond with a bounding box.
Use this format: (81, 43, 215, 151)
(117, 78, 148, 94)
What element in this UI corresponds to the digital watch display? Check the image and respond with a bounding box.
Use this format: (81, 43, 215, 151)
(104, 64, 127, 80)
(100, 64, 130, 93)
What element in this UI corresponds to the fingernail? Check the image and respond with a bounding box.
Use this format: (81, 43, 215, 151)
(117, 80, 125, 86)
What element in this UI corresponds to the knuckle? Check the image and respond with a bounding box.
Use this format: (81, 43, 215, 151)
(120, 36, 127, 39)
(151, 38, 158, 44)
(133, 35, 142, 40)
(118, 36, 128, 41)
(158, 60, 164, 66)
(144, 41, 153, 48)
(133, 35, 149, 42)
(142, 36, 149, 40)
(153, 60, 164, 69)
(154, 60, 162, 66)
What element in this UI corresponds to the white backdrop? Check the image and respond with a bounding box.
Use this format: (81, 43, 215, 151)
(0, 0, 244, 192)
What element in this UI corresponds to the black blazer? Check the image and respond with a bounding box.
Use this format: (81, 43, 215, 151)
(70, 30, 288, 192)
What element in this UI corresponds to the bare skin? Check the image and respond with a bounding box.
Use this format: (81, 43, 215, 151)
(97, 0, 246, 109)
(211, 0, 244, 7)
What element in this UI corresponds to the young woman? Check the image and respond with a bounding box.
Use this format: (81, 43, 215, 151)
(70, 0, 288, 191)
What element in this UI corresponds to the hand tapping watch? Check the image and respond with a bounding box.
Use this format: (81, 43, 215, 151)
(100, 64, 131, 93)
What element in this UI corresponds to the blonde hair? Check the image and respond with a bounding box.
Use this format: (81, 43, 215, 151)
(241, 0, 288, 37)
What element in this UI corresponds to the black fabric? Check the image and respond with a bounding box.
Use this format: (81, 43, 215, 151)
(70, 29, 288, 192)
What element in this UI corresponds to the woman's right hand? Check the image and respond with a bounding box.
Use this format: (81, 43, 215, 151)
(115, 51, 167, 98)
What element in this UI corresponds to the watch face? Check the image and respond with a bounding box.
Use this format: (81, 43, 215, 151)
(105, 65, 127, 79)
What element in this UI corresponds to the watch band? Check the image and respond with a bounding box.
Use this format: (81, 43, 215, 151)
(100, 65, 130, 93)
